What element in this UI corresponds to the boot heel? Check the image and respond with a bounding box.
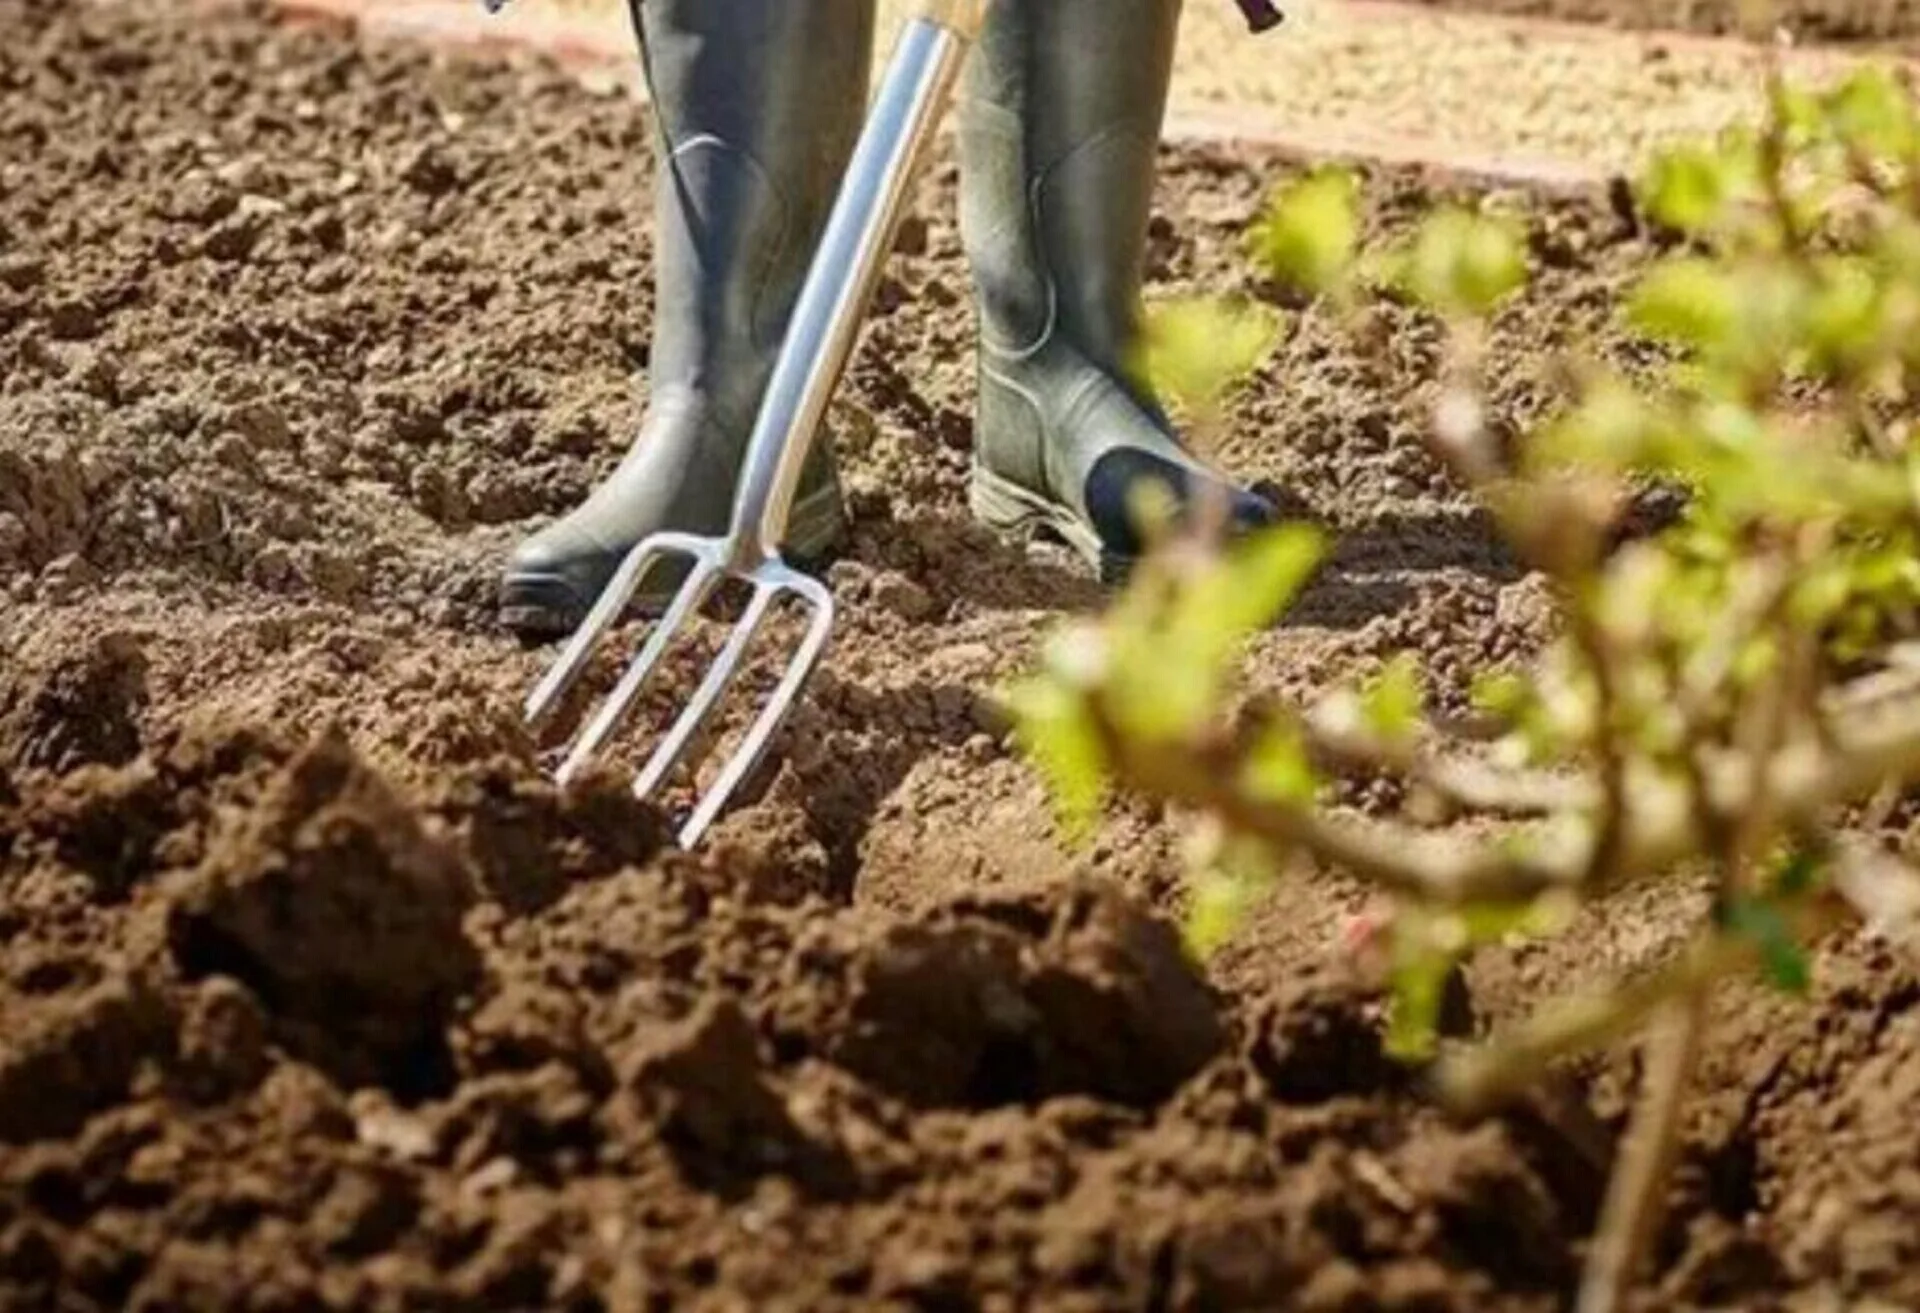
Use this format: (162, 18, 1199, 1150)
(968, 461, 1038, 534)
(970, 462, 1114, 578)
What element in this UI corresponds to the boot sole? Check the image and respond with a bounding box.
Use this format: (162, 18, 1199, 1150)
(970, 463, 1130, 586)
(501, 485, 848, 640)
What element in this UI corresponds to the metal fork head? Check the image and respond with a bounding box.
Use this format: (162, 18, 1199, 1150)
(524, 530, 835, 849)
(521, 9, 973, 848)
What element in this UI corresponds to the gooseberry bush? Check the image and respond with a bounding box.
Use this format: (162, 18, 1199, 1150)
(1008, 60, 1920, 1312)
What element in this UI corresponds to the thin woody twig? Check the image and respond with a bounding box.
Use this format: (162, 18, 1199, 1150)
(1570, 600, 1629, 885)
(1439, 929, 1738, 1113)
(1104, 684, 1920, 908)
(1580, 601, 1803, 1311)
(1407, 753, 1589, 817)
(1833, 840, 1920, 966)
(1576, 993, 1708, 1313)
(1301, 705, 1590, 817)
(1437, 892, 1844, 1113)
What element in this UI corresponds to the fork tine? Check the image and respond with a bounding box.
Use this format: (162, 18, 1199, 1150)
(631, 580, 780, 804)
(554, 556, 720, 788)
(678, 577, 836, 848)
(526, 533, 700, 726)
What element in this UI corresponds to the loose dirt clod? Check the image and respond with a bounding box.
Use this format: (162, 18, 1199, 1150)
(0, 630, 149, 775)
(0, 978, 171, 1144)
(171, 975, 272, 1105)
(431, 760, 667, 915)
(165, 735, 479, 1090)
(622, 997, 815, 1182)
(1247, 959, 1408, 1104)
(803, 883, 1223, 1110)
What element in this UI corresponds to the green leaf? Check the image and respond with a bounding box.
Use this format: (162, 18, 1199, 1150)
(1791, 557, 1855, 627)
(1184, 834, 1280, 959)
(1471, 670, 1529, 718)
(1105, 525, 1328, 748)
(1002, 672, 1108, 842)
(1360, 653, 1425, 746)
(1803, 255, 1883, 374)
(1530, 376, 1660, 473)
(1457, 895, 1574, 945)
(1825, 65, 1918, 162)
(1770, 848, 1825, 899)
(1137, 296, 1284, 415)
(1627, 258, 1740, 349)
(1639, 141, 1751, 235)
(1395, 207, 1529, 319)
(1167, 524, 1327, 674)
(1385, 914, 1458, 1061)
(1252, 168, 1361, 295)
(1109, 526, 1324, 742)
(1721, 897, 1811, 996)
(1730, 634, 1779, 686)
(1241, 722, 1317, 806)
(1772, 79, 1829, 152)
(1186, 875, 1256, 960)
(1723, 263, 1811, 379)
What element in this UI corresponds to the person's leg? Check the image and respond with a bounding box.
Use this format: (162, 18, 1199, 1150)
(501, 0, 876, 636)
(960, 0, 1275, 580)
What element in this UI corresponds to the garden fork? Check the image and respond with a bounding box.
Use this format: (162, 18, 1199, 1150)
(524, 0, 989, 848)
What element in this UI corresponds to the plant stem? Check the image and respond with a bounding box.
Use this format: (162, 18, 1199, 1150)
(1439, 927, 1737, 1112)
(1439, 891, 1842, 1113)
(1109, 684, 1920, 908)
(1576, 991, 1707, 1313)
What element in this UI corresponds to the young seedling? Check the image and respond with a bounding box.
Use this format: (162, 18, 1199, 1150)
(1009, 60, 1920, 1313)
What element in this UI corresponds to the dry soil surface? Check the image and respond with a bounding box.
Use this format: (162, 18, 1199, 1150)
(1412, 0, 1920, 41)
(4, 1, 1920, 1310)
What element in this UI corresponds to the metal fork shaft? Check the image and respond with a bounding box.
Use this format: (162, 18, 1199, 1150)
(724, 16, 971, 563)
(525, 6, 984, 847)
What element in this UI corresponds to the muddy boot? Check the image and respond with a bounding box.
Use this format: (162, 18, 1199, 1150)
(501, 0, 876, 637)
(959, 0, 1277, 581)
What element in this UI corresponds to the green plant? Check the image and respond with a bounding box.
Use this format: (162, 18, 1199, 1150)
(1008, 63, 1920, 1313)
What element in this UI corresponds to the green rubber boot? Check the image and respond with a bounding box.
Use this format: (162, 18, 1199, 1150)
(501, 0, 875, 637)
(960, 0, 1277, 581)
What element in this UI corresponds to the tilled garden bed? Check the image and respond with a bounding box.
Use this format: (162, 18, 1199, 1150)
(3, 1, 1918, 1308)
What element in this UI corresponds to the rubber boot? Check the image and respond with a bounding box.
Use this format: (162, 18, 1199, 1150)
(959, 0, 1277, 580)
(501, 0, 876, 637)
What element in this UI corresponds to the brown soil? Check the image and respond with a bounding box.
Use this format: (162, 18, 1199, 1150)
(1409, 0, 1920, 42)
(2, 1, 1918, 1309)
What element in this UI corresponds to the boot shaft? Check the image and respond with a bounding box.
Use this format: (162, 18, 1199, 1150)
(630, 0, 877, 433)
(634, 0, 1179, 415)
(959, 0, 1182, 378)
